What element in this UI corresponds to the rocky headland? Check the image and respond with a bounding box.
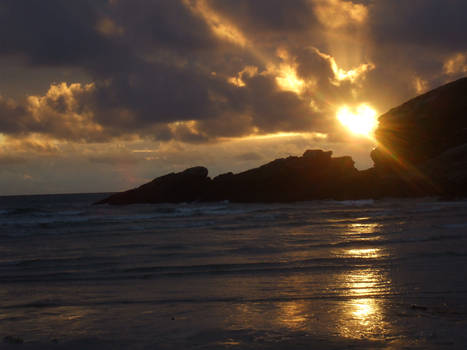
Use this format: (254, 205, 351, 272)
(98, 77, 467, 205)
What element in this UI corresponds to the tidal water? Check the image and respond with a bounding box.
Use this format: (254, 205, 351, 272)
(0, 194, 466, 349)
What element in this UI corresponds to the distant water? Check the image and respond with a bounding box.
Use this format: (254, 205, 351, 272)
(0, 194, 466, 349)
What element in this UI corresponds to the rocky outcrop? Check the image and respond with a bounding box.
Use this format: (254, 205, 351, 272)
(98, 77, 467, 205)
(97, 166, 210, 205)
(371, 77, 467, 196)
(422, 143, 467, 195)
(371, 77, 467, 169)
(97, 150, 366, 205)
(204, 150, 360, 202)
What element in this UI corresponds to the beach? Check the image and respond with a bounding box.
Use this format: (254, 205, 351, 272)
(0, 194, 466, 349)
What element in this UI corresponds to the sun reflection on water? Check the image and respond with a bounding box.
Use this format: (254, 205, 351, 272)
(346, 248, 382, 258)
(335, 267, 392, 339)
(277, 301, 308, 329)
(348, 222, 381, 235)
(334, 218, 393, 339)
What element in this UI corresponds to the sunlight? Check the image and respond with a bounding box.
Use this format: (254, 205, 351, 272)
(346, 248, 381, 258)
(337, 104, 378, 137)
(182, 0, 247, 47)
(224, 131, 327, 142)
(278, 302, 307, 328)
(337, 269, 392, 339)
(275, 64, 306, 94)
(352, 299, 375, 319)
(313, 48, 375, 85)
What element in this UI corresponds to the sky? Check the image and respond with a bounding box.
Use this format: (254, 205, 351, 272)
(1, 0, 467, 195)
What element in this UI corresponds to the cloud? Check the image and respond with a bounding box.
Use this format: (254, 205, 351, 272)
(443, 53, 467, 75)
(1, 134, 61, 154)
(0, 83, 106, 141)
(0, 0, 466, 149)
(88, 154, 141, 165)
(313, 0, 368, 29)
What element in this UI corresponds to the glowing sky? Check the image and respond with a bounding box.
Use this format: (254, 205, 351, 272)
(1, 0, 466, 194)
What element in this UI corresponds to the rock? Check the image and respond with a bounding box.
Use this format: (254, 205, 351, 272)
(97, 166, 210, 205)
(423, 143, 467, 195)
(203, 150, 360, 202)
(302, 149, 332, 160)
(97, 150, 365, 204)
(371, 77, 467, 196)
(97, 78, 467, 204)
(372, 77, 467, 170)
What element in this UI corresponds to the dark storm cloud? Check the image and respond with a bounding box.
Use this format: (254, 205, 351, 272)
(0, 98, 28, 134)
(0, 0, 109, 66)
(0, 0, 466, 143)
(0, 0, 345, 142)
(360, 0, 467, 109)
(207, 0, 317, 33)
(111, 0, 219, 53)
(369, 0, 467, 53)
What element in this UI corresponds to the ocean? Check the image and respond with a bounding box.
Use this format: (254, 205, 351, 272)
(0, 194, 466, 349)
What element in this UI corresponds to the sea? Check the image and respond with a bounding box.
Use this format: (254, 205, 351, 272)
(0, 193, 466, 349)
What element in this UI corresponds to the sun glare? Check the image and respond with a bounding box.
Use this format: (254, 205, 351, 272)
(337, 104, 378, 137)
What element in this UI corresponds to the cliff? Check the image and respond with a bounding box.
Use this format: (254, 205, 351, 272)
(98, 77, 467, 205)
(371, 77, 467, 196)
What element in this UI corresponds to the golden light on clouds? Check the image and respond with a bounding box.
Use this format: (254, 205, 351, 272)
(184, 1, 311, 95)
(274, 64, 306, 94)
(314, 48, 374, 85)
(235, 131, 327, 142)
(443, 53, 467, 75)
(26, 83, 105, 141)
(167, 120, 205, 139)
(183, 0, 248, 47)
(413, 76, 429, 94)
(96, 17, 124, 37)
(337, 104, 378, 137)
(266, 48, 308, 94)
(227, 66, 258, 87)
(1, 133, 61, 154)
(314, 0, 368, 29)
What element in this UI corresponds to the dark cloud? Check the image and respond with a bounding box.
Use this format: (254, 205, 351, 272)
(369, 1, 467, 53)
(0, 0, 109, 66)
(0, 0, 466, 144)
(0, 97, 28, 134)
(112, 0, 218, 53)
(207, 0, 316, 33)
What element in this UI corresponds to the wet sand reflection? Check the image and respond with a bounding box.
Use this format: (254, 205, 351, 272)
(336, 221, 394, 339)
(337, 268, 392, 339)
(224, 220, 395, 340)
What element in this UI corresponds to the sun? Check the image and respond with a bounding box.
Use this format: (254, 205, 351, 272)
(337, 104, 378, 137)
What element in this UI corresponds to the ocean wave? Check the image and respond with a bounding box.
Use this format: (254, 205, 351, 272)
(0, 253, 393, 283)
(335, 199, 375, 206)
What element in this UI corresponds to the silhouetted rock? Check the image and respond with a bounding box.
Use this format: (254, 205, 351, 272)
(97, 150, 365, 204)
(97, 166, 210, 205)
(423, 143, 467, 195)
(371, 77, 467, 196)
(204, 150, 360, 202)
(98, 78, 467, 204)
